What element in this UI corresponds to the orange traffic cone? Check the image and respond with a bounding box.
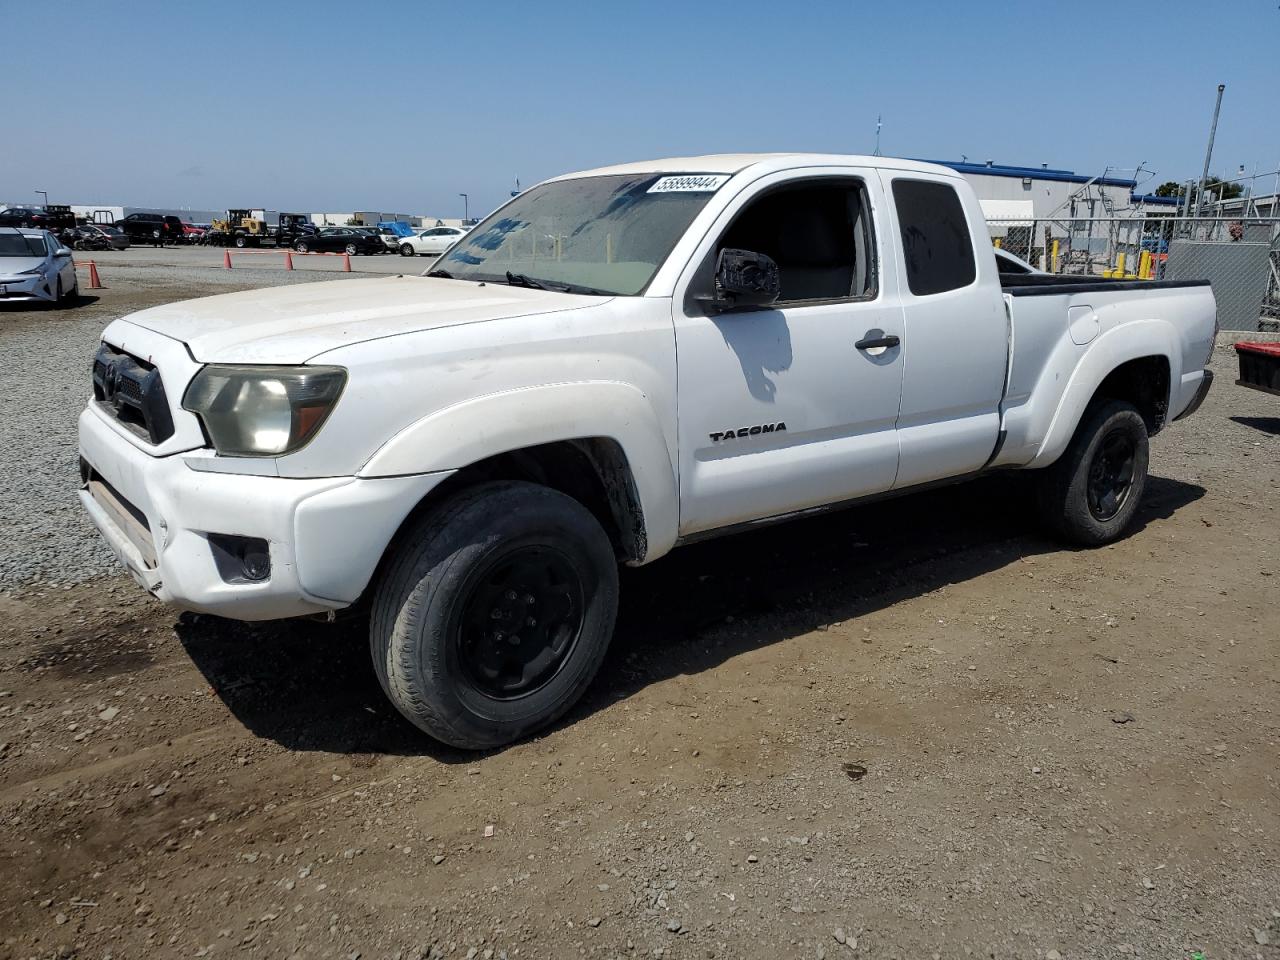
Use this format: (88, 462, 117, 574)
(342, 253, 352, 273)
(223, 249, 233, 269)
(87, 261, 103, 289)
(284, 250, 294, 270)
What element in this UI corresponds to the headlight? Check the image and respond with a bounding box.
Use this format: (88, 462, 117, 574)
(182, 365, 346, 457)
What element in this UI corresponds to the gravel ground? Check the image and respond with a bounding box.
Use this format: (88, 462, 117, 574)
(0, 270, 1277, 959)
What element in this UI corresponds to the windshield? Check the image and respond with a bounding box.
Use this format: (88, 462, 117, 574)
(433, 172, 727, 295)
(0, 234, 45, 256)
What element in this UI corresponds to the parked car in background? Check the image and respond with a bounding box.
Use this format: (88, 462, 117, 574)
(182, 222, 207, 242)
(398, 225, 467, 256)
(0, 207, 54, 229)
(293, 227, 384, 255)
(347, 227, 394, 253)
(71, 224, 130, 251)
(993, 247, 1044, 275)
(116, 213, 185, 246)
(0, 228, 77, 304)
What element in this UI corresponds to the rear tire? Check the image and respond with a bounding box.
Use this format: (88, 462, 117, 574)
(295, 240, 309, 253)
(345, 242, 358, 256)
(370, 481, 619, 749)
(234, 235, 247, 248)
(1036, 400, 1149, 546)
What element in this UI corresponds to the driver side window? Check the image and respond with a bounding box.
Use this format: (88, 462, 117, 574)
(716, 179, 877, 304)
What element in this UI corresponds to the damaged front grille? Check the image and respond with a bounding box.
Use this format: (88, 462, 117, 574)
(91, 343, 175, 444)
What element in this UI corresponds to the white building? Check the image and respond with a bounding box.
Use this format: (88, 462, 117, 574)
(926, 159, 1146, 223)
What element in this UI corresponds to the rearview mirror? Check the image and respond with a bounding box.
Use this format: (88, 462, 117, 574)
(700, 248, 780, 312)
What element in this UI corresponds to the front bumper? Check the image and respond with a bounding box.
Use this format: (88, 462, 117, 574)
(0, 273, 55, 302)
(78, 405, 451, 620)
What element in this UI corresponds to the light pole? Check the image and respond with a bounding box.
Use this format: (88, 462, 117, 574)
(459, 193, 469, 222)
(1196, 83, 1225, 219)
(35, 190, 48, 207)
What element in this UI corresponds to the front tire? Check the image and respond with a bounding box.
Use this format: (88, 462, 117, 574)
(400, 243, 415, 257)
(370, 481, 619, 749)
(1036, 400, 1149, 546)
(345, 242, 359, 256)
(295, 240, 309, 253)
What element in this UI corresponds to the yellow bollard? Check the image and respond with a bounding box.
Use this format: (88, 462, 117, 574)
(1050, 239, 1059, 273)
(1115, 252, 1126, 276)
(993, 237, 1002, 249)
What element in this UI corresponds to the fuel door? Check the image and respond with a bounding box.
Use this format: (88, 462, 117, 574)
(1068, 304, 1098, 345)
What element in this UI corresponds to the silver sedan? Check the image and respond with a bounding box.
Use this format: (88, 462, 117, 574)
(0, 228, 78, 304)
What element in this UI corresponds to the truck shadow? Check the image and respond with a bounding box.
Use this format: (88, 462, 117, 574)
(174, 473, 1204, 762)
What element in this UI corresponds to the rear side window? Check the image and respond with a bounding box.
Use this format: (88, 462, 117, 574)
(892, 179, 976, 296)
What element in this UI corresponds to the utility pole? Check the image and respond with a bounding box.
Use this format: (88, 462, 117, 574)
(35, 190, 48, 207)
(1196, 83, 1225, 219)
(873, 115, 882, 157)
(459, 193, 469, 222)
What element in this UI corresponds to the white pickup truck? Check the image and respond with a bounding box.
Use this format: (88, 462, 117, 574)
(78, 154, 1217, 748)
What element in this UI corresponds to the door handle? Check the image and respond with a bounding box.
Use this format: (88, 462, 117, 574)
(855, 334, 900, 351)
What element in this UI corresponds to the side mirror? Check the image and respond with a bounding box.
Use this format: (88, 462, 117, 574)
(699, 248, 780, 312)
(56, 247, 73, 258)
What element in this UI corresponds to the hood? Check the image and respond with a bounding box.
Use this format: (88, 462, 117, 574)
(119, 276, 606, 363)
(0, 257, 46, 276)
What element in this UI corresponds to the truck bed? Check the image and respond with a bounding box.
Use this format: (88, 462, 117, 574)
(991, 275, 1217, 468)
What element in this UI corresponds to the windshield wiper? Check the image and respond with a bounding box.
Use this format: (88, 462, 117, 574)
(426, 268, 454, 279)
(505, 271, 555, 290)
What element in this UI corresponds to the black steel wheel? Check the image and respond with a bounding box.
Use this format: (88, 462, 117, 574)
(454, 545, 585, 700)
(1086, 428, 1136, 521)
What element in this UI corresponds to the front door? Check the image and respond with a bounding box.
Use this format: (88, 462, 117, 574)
(673, 172, 906, 537)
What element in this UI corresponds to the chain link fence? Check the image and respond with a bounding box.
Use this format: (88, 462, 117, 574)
(985, 215, 1280, 331)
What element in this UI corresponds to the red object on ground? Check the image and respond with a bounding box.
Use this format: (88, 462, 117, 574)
(223, 249, 233, 269)
(87, 261, 103, 289)
(342, 253, 351, 272)
(1235, 341, 1280, 396)
(1234, 341, 1280, 358)
(284, 250, 294, 270)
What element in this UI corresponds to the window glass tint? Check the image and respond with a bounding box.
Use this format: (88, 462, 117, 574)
(892, 179, 976, 296)
(716, 179, 876, 303)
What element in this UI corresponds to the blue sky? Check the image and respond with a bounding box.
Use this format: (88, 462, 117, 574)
(4, 0, 1277, 218)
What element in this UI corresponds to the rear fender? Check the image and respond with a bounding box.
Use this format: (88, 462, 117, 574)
(1029, 319, 1180, 468)
(357, 380, 679, 561)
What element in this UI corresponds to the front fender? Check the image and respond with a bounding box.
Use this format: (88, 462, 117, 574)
(1029, 318, 1181, 468)
(357, 380, 680, 561)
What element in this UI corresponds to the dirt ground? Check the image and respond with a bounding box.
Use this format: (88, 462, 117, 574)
(1, 276, 1277, 960)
